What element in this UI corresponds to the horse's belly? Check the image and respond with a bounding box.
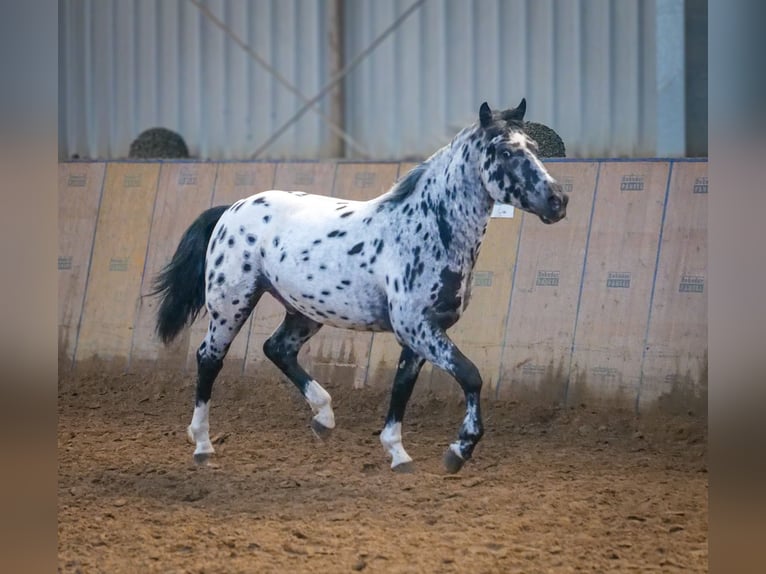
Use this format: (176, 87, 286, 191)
(267, 271, 391, 332)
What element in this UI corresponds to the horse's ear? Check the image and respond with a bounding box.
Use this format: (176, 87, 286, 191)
(479, 102, 493, 128)
(516, 97, 527, 119)
(503, 98, 527, 122)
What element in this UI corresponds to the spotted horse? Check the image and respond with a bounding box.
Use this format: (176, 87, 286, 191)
(153, 100, 568, 473)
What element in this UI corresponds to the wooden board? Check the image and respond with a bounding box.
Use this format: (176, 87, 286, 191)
(75, 163, 160, 368)
(272, 161, 337, 196)
(497, 162, 599, 402)
(185, 163, 278, 376)
(332, 162, 400, 201)
(129, 164, 217, 368)
(638, 161, 707, 413)
(58, 163, 105, 368)
(568, 162, 670, 408)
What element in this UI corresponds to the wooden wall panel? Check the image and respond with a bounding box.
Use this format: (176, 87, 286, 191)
(58, 163, 105, 368)
(58, 160, 707, 414)
(75, 163, 160, 368)
(129, 164, 217, 368)
(273, 162, 336, 196)
(497, 162, 599, 402)
(639, 162, 707, 413)
(568, 162, 670, 408)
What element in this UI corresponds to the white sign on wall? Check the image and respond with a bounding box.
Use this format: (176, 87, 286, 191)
(490, 204, 515, 218)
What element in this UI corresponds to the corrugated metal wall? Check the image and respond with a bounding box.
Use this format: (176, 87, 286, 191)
(344, 0, 658, 159)
(59, 0, 336, 160)
(60, 0, 663, 160)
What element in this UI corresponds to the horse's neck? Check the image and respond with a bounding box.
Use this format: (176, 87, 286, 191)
(416, 129, 494, 264)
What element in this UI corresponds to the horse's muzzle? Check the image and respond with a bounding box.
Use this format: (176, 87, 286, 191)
(539, 182, 568, 224)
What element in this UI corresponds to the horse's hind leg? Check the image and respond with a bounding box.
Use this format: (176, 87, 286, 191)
(262, 312, 334, 437)
(188, 288, 262, 464)
(380, 346, 425, 472)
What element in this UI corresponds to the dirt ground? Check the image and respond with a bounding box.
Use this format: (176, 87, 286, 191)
(58, 369, 707, 573)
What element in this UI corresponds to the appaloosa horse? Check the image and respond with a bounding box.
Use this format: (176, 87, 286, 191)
(153, 100, 568, 473)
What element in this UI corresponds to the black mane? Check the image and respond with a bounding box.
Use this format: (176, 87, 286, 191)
(382, 161, 429, 203)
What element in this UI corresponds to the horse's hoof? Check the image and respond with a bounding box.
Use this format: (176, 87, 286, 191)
(311, 418, 334, 440)
(193, 452, 212, 465)
(392, 461, 415, 474)
(443, 448, 465, 474)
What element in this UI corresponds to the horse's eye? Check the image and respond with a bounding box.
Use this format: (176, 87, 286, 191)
(501, 149, 512, 160)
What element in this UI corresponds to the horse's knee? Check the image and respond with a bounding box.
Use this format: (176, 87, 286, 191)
(262, 335, 282, 363)
(453, 356, 482, 393)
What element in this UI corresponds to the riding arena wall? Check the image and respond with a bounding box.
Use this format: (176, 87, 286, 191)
(58, 159, 707, 415)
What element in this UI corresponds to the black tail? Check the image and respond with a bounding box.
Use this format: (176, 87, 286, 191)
(151, 205, 230, 344)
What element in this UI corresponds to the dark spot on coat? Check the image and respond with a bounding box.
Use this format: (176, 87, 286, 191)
(347, 242, 364, 255)
(433, 266, 463, 328)
(435, 201, 453, 250)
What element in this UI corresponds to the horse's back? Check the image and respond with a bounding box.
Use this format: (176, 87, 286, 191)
(215, 189, 392, 331)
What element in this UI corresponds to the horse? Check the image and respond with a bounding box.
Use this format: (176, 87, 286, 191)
(152, 99, 568, 474)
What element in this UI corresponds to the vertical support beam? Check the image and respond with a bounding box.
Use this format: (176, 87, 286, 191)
(684, 0, 708, 157)
(327, 0, 345, 158)
(655, 0, 686, 156)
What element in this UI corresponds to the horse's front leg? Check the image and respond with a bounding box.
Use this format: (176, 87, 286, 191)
(402, 323, 485, 474)
(380, 346, 426, 472)
(440, 349, 485, 473)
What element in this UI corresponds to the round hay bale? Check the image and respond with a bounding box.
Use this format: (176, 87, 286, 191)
(523, 122, 566, 158)
(129, 127, 190, 159)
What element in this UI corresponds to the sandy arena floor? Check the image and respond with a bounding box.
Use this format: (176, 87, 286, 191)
(58, 370, 707, 573)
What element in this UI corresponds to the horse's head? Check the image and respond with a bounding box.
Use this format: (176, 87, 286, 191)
(477, 100, 568, 224)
